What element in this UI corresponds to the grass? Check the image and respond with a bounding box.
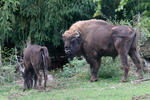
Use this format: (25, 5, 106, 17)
(1, 57, 150, 100)
(1, 74, 150, 100)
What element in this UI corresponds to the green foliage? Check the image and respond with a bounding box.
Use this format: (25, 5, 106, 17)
(94, 0, 150, 22)
(99, 57, 122, 78)
(116, 0, 150, 37)
(56, 57, 87, 79)
(41, 0, 95, 46)
(0, 48, 18, 85)
(93, 0, 121, 19)
(0, 0, 20, 42)
(115, 0, 150, 27)
(135, 16, 150, 46)
(56, 57, 122, 80)
(0, 0, 96, 53)
(0, 64, 15, 85)
(108, 19, 132, 26)
(115, 0, 128, 12)
(93, 0, 102, 17)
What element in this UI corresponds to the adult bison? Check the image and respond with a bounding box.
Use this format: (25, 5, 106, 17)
(23, 44, 51, 91)
(62, 19, 143, 82)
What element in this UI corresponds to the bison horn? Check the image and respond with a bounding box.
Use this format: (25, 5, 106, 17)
(75, 30, 81, 38)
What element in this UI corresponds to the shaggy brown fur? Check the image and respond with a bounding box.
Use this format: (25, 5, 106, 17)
(63, 19, 143, 82)
(63, 19, 110, 38)
(23, 44, 51, 91)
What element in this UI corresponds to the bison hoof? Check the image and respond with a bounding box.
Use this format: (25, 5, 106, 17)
(138, 76, 143, 80)
(90, 77, 98, 82)
(33, 86, 38, 89)
(23, 88, 26, 92)
(120, 79, 127, 82)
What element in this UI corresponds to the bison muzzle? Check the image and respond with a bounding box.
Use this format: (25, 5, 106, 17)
(62, 19, 143, 82)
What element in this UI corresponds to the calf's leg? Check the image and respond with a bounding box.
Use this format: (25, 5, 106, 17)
(33, 65, 42, 86)
(33, 73, 38, 88)
(23, 69, 28, 91)
(42, 66, 48, 89)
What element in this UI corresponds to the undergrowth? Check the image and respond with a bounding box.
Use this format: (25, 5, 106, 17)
(55, 57, 122, 81)
(0, 48, 18, 85)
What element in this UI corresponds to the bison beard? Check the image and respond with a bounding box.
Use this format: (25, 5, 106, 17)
(62, 19, 143, 82)
(23, 45, 50, 91)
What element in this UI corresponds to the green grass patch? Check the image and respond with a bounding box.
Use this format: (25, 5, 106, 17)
(1, 57, 150, 100)
(1, 75, 150, 100)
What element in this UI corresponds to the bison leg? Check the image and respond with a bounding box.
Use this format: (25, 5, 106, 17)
(43, 70, 48, 89)
(33, 65, 42, 86)
(44, 75, 47, 89)
(129, 49, 143, 79)
(114, 37, 132, 82)
(37, 73, 42, 86)
(33, 73, 38, 88)
(119, 53, 130, 82)
(28, 73, 33, 89)
(23, 72, 27, 91)
(87, 58, 101, 82)
(42, 65, 48, 89)
(23, 69, 29, 91)
(117, 44, 130, 82)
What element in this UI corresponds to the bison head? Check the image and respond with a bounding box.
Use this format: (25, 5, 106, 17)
(62, 30, 82, 59)
(23, 72, 33, 91)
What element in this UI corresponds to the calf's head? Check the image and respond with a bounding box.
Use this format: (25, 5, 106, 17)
(23, 72, 33, 91)
(62, 30, 82, 59)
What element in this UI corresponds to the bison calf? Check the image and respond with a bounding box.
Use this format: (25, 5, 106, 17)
(62, 19, 143, 82)
(23, 44, 51, 91)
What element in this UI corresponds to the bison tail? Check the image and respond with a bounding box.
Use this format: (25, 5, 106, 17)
(130, 30, 137, 49)
(41, 47, 48, 88)
(41, 48, 46, 70)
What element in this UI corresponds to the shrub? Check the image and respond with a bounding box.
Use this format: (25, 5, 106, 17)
(99, 57, 122, 78)
(0, 48, 18, 85)
(56, 57, 122, 80)
(56, 57, 87, 79)
(0, 65, 15, 84)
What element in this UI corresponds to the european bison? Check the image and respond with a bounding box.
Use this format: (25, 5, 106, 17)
(23, 44, 51, 91)
(62, 19, 143, 82)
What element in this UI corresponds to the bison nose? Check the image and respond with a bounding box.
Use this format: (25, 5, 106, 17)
(65, 48, 71, 54)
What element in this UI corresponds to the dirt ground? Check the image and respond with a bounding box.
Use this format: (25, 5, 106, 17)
(7, 74, 57, 100)
(15, 74, 56, 92)
(132, 94, 150, 100)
